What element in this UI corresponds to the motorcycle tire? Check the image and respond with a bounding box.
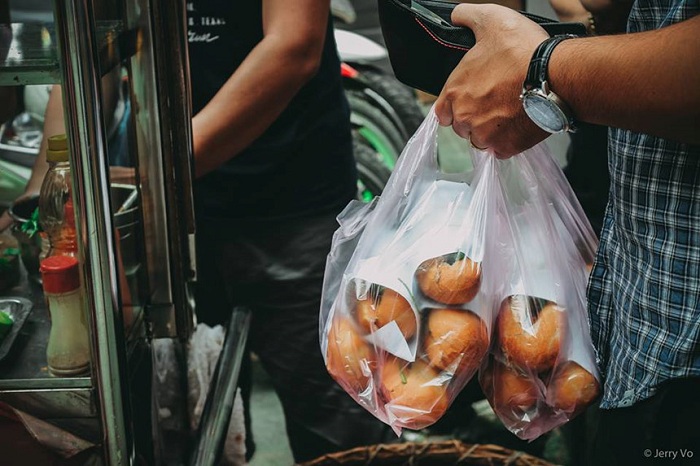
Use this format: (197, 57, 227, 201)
(346, 89, 405, 170)
(353, 134, 392, 203)
(356, 68, 425, 140)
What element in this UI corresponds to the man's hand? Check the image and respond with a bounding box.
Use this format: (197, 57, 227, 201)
(434, 4, 549, 158)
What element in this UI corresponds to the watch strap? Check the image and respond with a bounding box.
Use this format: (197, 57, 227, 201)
(524, 35, 576, 91)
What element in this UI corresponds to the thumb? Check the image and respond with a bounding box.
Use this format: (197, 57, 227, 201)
(450, 3, 488, 34)
(451, 3, 516, 37)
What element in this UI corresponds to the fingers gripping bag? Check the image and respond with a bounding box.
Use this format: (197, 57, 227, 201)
(320, 110, 495, 434)
(475, 144, 601, 441)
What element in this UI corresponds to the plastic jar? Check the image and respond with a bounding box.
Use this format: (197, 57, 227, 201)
(40, 255, 91, 377)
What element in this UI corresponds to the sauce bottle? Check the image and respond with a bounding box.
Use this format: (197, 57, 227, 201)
(40, 255, 90, 376)
(38, 134, 78, 258)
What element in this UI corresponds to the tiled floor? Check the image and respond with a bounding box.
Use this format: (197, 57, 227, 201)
(248, 362, 295, 466)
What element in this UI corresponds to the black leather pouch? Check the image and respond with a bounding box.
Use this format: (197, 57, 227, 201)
(377, 0, 587, 95)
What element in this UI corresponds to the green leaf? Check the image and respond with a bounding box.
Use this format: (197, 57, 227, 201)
(20, 207, 41, 238)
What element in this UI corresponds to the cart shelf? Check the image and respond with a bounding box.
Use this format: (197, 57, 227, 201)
(0, 21, 138, 86)
(0, 266, 145, 391)
(0, 269, 92, 389)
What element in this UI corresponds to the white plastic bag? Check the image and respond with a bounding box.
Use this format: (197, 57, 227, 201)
(321, 110, 493, 434)
(321, 108, 601, 440)
(477, 144, 601, 440)
(187, 323, 247, 465)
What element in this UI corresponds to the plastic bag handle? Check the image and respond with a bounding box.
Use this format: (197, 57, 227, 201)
(384, 107, 441, 201)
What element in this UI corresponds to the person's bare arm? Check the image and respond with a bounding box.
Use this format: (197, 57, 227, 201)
(435, 4, 700, 158)
(550, 17, 700, 142)
(22, 85, 65, 196)
(0, 84, 63, 232)
(0, 78, 134, 231)
(0, 85, 65, 231)
(192, 0, 330, 178)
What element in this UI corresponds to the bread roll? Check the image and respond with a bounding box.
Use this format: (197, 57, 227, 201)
(548, 361, 600, 415)
(326, 316, 376, 392)
(498, 295, 562, 372)
(415, 253, 481, 304)
(356, 286, 417, 339)
(482, 359, 539, 422)
(424, 308, 489, 374)
(379, 357, 449, 429)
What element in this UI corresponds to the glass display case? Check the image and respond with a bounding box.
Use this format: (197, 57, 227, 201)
(0, 0, 197, 463)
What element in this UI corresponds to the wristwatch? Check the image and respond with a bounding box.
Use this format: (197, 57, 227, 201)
(520, 35, 577, 134)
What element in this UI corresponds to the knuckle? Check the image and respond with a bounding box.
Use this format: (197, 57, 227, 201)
(443, 88, 458, 102)
(453, 120, 471, 139)
(434, 102, 451, 126)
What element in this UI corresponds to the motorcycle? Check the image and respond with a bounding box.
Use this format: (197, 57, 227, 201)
(333, 0, 425, 172)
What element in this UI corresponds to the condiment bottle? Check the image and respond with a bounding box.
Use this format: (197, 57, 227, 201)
(38, 134, 78, 258)
(40, 255, 90, 377)
(54, 198, 78, 256)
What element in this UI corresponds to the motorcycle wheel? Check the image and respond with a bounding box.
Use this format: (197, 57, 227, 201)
(356, 68, 425, 140)
(347, 89, 405, 170)
(353, 134, 392, 203)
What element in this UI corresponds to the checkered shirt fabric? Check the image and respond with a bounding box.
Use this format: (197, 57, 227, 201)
(587, 0, 700, 409)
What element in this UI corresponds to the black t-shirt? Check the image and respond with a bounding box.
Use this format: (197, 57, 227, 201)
(187, 0, 357, 220)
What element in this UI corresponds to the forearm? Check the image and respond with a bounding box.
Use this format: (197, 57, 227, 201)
(550, 16, 700, 143)
(0, 85, 63, 232)
(24, 86, 65, 195)
(192, 37, 319, 178)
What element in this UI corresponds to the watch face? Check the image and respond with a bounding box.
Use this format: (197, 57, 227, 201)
(522, 93, 568, 133)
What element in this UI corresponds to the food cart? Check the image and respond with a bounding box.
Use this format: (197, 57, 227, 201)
(0, 0, 243, 463)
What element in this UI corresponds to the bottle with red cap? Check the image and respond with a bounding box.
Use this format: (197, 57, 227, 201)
(38, 134, 78, 258)
(40, 255, 90, 376)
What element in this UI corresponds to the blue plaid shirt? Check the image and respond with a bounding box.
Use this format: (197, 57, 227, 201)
(587, 0, 700, 409)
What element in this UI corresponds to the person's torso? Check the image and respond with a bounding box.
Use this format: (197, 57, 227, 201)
(588, 0, 700, 408)
(187, 0, 356, 220)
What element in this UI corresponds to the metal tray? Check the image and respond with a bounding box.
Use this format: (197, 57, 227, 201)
(0, 297, 33, 363)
